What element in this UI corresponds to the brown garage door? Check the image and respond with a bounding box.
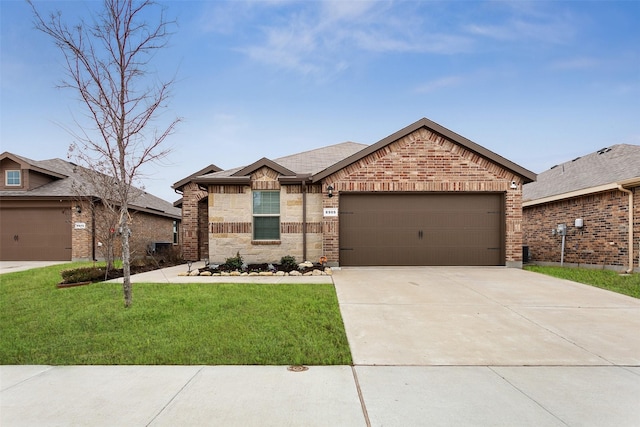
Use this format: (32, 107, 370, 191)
(0, 206, 72, 261)
(339, 193, 504, 266)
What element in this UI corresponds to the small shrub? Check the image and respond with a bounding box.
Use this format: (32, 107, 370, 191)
(222, 251, 244, 271)
(280, 255, 298, 272)
(60, 267, 106, 284)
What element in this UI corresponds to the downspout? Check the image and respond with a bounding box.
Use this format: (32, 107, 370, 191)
(302, 181, 307, 262)
(617, 184, 634, 273)
(91, 203, 96, 261)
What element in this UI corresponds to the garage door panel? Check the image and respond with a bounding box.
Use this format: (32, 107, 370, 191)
(0, 207, 72, 261)
(339, 194, 504, 266)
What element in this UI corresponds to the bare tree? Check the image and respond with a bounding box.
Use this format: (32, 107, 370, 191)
(30, 0, 180, 307)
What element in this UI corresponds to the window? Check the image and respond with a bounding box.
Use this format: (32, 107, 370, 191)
(5, 170, 21, 186)
(253, 191, 280, 240)
(172, 220, 178, 244)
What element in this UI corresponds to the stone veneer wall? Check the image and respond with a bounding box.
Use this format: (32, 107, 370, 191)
(321, 127, 525, 267)
(523, 187, 639, 270)
(207, 169, 324, 264)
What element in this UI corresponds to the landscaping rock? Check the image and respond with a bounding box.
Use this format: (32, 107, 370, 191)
(312, 269, 322, 276)
(289, 270, 302, 276)
(275, 271, 286, 276)
(248, 272, 259, 276)
(230, 271, 241, 276)
(259, 271, 273, 276)
(325, 267, 333, 276)
(200, 271, 212, 276)
(177, 272, 188, 276)
(189, 270, 200, 276)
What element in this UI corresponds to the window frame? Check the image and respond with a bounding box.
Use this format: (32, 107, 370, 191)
(252, 190, 280, 241)
(5, 170, 21, 187)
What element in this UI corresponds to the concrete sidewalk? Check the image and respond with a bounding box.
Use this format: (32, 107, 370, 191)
(2, 364, 639, 426)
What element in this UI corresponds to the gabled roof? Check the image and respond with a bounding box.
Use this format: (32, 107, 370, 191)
(232, 157, 296, 177)
(0, 151, 67, 179)
(0, 152, 181, 219)
(523, 144, 640, 203)
(312, 118, 536, 183)
(189, 118, 536, 187)
(172, 164, 222, 192)
(194, 142, 367, 185)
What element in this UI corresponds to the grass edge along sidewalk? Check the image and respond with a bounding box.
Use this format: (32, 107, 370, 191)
(525, 265, 639, 299)
(0, 263, 352, 365)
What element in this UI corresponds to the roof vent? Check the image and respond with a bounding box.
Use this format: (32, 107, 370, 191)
(550, 165, 558, 170)
(597, 147, 611, 155)
(571, 157, 581, 162)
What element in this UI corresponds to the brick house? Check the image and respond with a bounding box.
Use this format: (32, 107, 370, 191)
(523, 144, 640, 272)
(175, 118, 536, 267)
(0, 152, 181, 261)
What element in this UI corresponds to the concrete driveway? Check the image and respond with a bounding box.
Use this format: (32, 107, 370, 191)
(332, 267, 640, 366)
(0, 261, 68, 274)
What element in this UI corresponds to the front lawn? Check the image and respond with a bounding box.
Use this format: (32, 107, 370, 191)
(524, 265, 640, 299)
(0, 263, 352, 365)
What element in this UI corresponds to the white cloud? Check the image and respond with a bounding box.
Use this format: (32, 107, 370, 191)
(414, 75, 465, 94)
(549, 57, 599, 70)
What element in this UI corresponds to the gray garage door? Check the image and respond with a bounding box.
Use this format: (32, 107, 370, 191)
(339, 193, 504, 266)
(0, 207, 72, 261)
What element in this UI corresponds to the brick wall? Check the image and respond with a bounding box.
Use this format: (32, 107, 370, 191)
(181, 182, 208, 261)
(72, 201, 177, 261)
(71, 201, 92, 260)
(128, 211, 175, 257)
(523, 187, 639, 270)
(322, 127, 524, 266)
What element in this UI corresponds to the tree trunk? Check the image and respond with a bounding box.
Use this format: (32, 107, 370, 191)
(121, 208, 132, 308)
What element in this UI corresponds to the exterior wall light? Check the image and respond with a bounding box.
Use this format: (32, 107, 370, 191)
(327, 185, 334, 198)
(76, 205, 82, 214)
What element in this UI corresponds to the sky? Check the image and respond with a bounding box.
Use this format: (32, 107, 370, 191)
(1, 0, 639, 203)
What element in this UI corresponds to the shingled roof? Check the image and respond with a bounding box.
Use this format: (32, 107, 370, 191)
(194, 141, 368, 184)
(0, 152, 180, 219)
(523, 144, 640, 202)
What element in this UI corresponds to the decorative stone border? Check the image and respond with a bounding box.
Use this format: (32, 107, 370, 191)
(177, 268, 333, 277)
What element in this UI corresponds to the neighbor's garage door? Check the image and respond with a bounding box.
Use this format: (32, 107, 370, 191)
(0, 206, 72, 261)
(339, 193, 504, 266)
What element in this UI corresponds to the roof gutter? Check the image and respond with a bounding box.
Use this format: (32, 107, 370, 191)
(523, 183, 620, 207)
(193, 176, 251, 186)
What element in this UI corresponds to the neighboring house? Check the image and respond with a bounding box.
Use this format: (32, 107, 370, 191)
(0, 152, 181, 261)
(175, 118, 535, 267)
(522, 144, 640, 272)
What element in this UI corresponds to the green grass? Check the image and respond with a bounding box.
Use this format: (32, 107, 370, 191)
(524, 265, 640, 299)
(0, 263, 352, 365)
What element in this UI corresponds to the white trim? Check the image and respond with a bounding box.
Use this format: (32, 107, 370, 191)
(5, 169, 21, 186)
(523, 183, 620, 207)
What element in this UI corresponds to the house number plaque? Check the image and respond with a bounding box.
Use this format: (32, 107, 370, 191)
(323, 208, 338, 217)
